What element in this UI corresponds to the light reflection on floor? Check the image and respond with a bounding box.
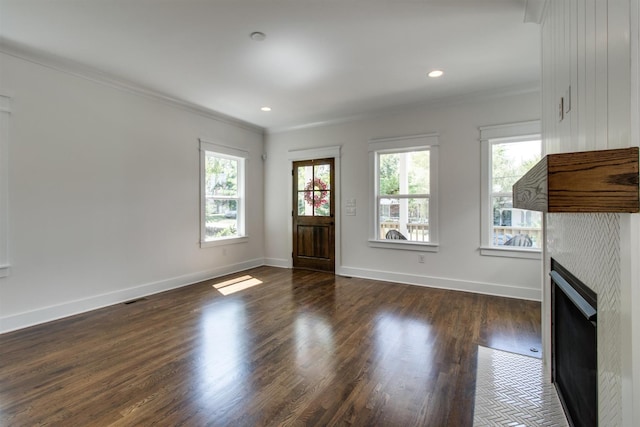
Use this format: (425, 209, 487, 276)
(374, 312, 433, 369)
(212, 275, 264, 296)
(294, 312, 335, 382)
(373, 312, 434, 413)
(198, 300, 251, 415)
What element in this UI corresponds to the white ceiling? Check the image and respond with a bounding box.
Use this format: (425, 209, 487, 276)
(0, 0, 540, 132)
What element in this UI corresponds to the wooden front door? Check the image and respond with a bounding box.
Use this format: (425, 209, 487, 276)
(292, 158, 335, 272)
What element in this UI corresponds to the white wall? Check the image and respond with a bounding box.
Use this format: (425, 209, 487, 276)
(0, 52, 265, 333)
(264, 91, 542, 300)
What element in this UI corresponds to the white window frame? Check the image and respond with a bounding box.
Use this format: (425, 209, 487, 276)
(368, 133, 439, 252)
(479, 121, 542, 259)
(199, 139, 248, 248)
(0, 95, 10, 277)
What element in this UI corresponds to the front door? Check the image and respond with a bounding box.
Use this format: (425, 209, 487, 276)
(292, 158, 335, 272)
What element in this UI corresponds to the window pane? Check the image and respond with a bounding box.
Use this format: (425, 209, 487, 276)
(298, 191, 312, 216)
(314, 191, 330, 216)
(298, 166, 313, 190)
(491, 140, 541, 193)
(379, 150, 429, 195)
(490, 139, 541, 249)
(314, 164, 331, 190)
(407, 150, 429, 194)
(378, 197, 429, 242)
(408, 197, 429, 223)
(379, 153, 400, 195)
(298, 189, 331, 216)
(493, 196, 513, 226)
(204, 199, 238, 240)
(492, 196, 541, 248)
(205, 154, 238, 196)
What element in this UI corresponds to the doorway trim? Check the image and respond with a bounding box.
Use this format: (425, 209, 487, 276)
(287, 146, 341, 272)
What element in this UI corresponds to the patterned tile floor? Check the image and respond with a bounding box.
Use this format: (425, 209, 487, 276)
(473, 346, 569, 427)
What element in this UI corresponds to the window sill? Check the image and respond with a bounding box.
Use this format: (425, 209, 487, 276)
(200, 236, 248, 248)
(480, 246, 541, 260)
(368, 239, 439, 253)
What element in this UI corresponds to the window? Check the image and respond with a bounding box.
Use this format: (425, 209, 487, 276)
(480, 121, 542, 258)
(200, 140, 248, 247)
(369, 134, 439, 251)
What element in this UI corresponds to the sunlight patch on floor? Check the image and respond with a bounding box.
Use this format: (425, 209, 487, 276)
(213, 275, 263, 296)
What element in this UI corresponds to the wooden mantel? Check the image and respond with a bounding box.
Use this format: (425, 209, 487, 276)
(513, 147, 639, 213)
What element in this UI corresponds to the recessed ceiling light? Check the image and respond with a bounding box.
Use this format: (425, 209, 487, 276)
(428, 70, 444, 78)
(261, 106, 272, 112)
(250, 31, 266, 41)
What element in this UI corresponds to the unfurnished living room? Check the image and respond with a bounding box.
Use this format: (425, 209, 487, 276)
(1, 1, 640, 426)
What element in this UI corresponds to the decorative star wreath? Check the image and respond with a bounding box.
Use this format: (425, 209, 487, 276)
(304, 177, 329, 208)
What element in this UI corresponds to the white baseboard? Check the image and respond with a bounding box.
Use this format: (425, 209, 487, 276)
(1, 260, 541, 334)
(0, 258, 265, 334)
(337, 266, 541, 301)
(264, 257, 291, 268)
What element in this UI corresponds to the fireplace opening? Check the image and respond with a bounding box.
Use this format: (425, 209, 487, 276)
(551, 259, 597, 427)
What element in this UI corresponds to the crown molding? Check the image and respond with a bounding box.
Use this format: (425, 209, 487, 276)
(0, 37, 539, 138)
(0, 38, 264, 135)
(267, 81, 541, 135)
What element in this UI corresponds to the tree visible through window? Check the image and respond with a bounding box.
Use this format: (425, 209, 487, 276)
(377, 149, 431, 242)
(490, 139, 542, 248)
(204, 154, 239, 239)
(200, 140, 247, 245)
(369, 133, 439, 249)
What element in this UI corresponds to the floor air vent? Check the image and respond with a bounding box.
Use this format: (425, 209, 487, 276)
(123, 297, 148, 305)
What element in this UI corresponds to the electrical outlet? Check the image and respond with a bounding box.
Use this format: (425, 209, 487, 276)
(418, 254, 425, 263)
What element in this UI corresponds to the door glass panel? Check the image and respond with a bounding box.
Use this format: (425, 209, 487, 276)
(314, 191, 330, 216)
(298, 166, 313, 191)
(314, 164, 331, 190)
(297, 162, 332, 217)
(298, 191, 314, 216)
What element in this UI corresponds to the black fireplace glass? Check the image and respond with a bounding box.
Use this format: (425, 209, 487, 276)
(551, 259, 597, 427)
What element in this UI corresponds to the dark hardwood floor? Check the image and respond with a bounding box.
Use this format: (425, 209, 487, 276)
(0, 267, 541, 426)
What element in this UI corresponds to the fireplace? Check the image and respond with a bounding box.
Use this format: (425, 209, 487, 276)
(551, 259, 597, 427)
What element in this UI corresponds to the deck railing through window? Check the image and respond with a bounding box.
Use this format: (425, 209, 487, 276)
(492, 226, 541, 248)
(380, 222, 429, 241)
